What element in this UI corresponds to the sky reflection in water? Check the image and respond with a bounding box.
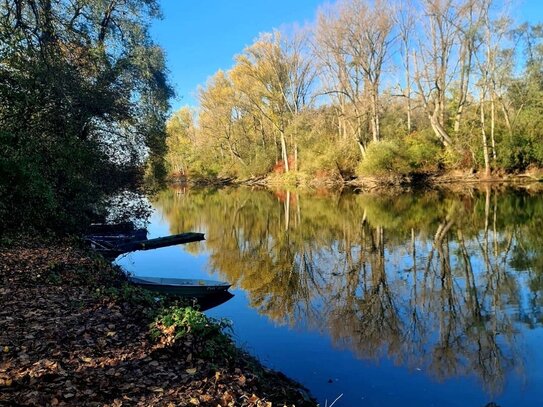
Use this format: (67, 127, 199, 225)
(117, 185, 543, 406)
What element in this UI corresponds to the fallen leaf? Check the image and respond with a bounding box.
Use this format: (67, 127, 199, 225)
(238, 374, 246, 386)
(186, 368, 197, 375)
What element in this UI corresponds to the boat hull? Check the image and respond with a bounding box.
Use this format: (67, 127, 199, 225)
(128, 276, 230, 298)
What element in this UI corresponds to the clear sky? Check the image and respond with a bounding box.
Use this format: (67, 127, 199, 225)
(151, 0, 543, 112)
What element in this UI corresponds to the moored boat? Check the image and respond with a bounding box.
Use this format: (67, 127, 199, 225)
(128, 276, 231, 297)
(85, 232, 205, 259)
(85, 228, 148, 243)
(86, 222, 138, 235)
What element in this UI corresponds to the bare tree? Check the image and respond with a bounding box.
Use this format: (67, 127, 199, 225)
(394, 0, 416, 133)
(413, 0, 460, 147)
(315, 0, 393, 155)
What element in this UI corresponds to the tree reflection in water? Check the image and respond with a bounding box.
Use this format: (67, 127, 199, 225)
(154, 185, 543, 395)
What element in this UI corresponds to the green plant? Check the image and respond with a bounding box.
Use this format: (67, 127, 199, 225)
(151, 306, 235, 360)
(405, 132, 441, 171)
(357, 140, 411, 177)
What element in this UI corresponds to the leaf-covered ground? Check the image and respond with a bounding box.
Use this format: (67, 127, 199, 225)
(0, 239, 315, 406)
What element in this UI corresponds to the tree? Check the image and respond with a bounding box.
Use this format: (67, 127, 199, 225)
(315, 0, 393, 154)
(165, 107, 195, 176)
(0, 0, 172, 231)
(231, 31, 314, 172)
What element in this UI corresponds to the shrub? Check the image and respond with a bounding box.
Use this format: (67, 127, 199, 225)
(357, 140, 411, 177)
(405, 132, 442, 171)
(497, 134, 543, 172)
(299, 139, 360, 180)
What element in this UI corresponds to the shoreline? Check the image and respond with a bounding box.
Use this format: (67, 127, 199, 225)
(170, 170, 543, 191)
(0, 238, 315, 406)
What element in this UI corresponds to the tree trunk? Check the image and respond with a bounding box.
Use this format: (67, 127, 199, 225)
(429, 114, 452, 148)
(294, 142, 298, 172)
(280, 130, 289, 173)
(480, 97, 491, 178)
(406, 53, 412, 134)
(370, 86, 380, 142)
(490, 93, 496, 160)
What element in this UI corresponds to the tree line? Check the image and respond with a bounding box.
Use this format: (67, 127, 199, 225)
(0, 0, 172, 232)
(165, 0, 543, 183)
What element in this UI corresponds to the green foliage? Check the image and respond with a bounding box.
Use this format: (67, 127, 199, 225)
(151, 306, 235, 360)
(357, 140, 411, 177)
(299, 139, 360, 180)
(497, 135, 536, 171)
(405, 132, 442, 171)
(0, 1, 172, 233)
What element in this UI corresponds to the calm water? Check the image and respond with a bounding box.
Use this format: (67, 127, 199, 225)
(117, 185, 543, 406)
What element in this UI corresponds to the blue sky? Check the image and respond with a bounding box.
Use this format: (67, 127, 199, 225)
(152, 0, 543, 112)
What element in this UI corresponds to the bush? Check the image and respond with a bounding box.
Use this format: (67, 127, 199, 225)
(357, 140, 411, 177)
(405, 132, 441, 171)
(497, 134, 543, 172)
(236, 146, 275, 179)
(299, 139, 360, 180)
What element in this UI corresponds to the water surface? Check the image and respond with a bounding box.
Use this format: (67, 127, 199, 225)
(117, 185, 543, 406)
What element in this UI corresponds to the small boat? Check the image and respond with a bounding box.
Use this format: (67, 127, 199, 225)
(128, 276, 231, 297)
(86, 222, 137, 235)
(86, 232, 205, 259)
(85, 228, 148, 243)
(85, 228, 148, 244)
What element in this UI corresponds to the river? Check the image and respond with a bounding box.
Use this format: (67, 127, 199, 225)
(117, 184, 543, 406)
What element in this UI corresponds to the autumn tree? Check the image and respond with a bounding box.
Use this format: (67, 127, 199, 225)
(165, 107, 195, 176)
(231, 31, 314, 173)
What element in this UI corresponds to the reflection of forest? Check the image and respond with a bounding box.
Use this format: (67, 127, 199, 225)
(154, 185, 543, 394)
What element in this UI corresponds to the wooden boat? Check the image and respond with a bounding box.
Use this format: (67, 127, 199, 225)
(115, 233, 204, 253)
(86, 222, 137, 235)
(86, 232, 205, 258)
(128, 276, 231, 297)
(85, 228, 148, 243)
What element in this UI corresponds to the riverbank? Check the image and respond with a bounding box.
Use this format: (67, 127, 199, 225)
(0, 238, 315, 406)
(171, 168, 543, 191)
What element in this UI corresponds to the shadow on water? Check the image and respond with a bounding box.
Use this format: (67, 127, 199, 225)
(149, 184, 543, 403)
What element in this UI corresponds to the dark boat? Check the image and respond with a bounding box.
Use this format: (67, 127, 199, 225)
(85, 228, 148, 243)
(85, 232, 205, 258)
(128, 276, 231, 297)
(86, 222, 137, 235)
